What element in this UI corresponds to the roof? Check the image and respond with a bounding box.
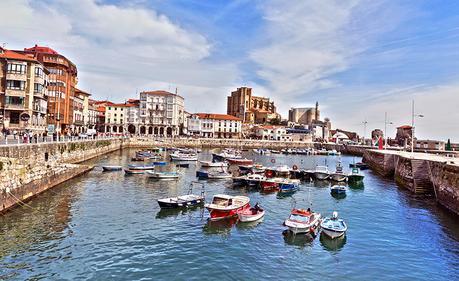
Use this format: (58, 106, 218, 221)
(0, 47, 38, 63)
(97, 106, 106, 113)
(75, 88, 91, 97)
(397, 125, 413, 129)
(110, 103, 137, 107)
(195, 113, 242, 121)
(23, 45, 59, 55)
(141, 90, 184, 99)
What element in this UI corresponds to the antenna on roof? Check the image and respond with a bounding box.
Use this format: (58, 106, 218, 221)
(2, 43, 6, 48)
(175, 87, 178, 95)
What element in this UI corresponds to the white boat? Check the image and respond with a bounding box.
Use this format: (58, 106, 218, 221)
(170, 152, 198, 161)
(207, 171, 232, 179)
(275, 165, 291, 177)
(330, 161, 347, 182)
(314, 165, 330, 180)
(237, 203, 265, 222)
(331, 185, 346, 195)
(284, 208, 321, 235)
(205, 194, 250, 221)
(321, 211, 347, 239)
(147, 171, 180, 179)
(199, 160, 228, 168)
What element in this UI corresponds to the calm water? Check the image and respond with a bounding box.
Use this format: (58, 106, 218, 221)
(1, 148, 458, 280)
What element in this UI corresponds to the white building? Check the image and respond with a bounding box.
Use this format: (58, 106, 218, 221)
(255, 125, 291, 141)
(190, 113, 242, 138)
(139, 90, 185, 136)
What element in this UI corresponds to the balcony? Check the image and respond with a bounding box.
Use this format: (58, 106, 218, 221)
(4, 103, 25, 110)
(5, 89, 26, 97)
(6, 72, 27, 81)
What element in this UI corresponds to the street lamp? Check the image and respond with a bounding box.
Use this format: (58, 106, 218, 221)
(362, 120, 368, 145)
(384, 112, 393, 149)
(411, 100, 424, 154)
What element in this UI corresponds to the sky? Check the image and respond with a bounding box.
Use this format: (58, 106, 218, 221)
(0, 0, 458, 141)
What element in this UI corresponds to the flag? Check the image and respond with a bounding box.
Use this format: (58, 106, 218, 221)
(378, 136, 383, 150)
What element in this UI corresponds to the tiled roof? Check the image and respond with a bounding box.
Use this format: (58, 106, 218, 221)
(23, 45, 59, 55)
(397, 125, 412, 129)
(195, 113, 241, 121)
(0, 47, 38, 62)
(141, 90, 184, 99)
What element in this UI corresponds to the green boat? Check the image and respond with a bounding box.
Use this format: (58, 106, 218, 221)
(347, 168, 364, 183)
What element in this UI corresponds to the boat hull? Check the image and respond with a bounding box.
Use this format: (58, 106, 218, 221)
(348, 175, 364, 183)
(102, 166, 122, 171)
(207, 204, 250, 221)
(314, 172, 330, 180)
(321, 227, 346, 239)
(238, 210, 265, 222)
(331, 173, 347, 182)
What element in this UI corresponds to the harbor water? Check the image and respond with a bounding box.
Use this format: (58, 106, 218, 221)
(1, 148, 458, 280)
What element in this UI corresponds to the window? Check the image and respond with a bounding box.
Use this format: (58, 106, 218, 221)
(6, 80, 25, 90)
(34, 67, 44, 77)
(34, 83, 44, 93)
(7, 63, 26, 74)
(49, 68, 64, 75)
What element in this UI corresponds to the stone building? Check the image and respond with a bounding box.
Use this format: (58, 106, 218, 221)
(19, 45, 78, 135)
(227, 87, 279, 124)
(395, 125, 413, 147)
(0, 47, 49, 134)
(288, 102, 320, 125)
(139, 90, 185, 136)
(415, 139, 445, 151)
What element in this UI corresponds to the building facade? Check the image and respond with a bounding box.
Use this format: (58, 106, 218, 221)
(288, 102, 320, 125)
(0, 47, 49, 134)
(254, 125, 291, 141)
(139, 90, 185, 136)
(189, 113, 242, 138)
(19, 45, 78, 135)
(227, 87, 279, 124)
(415, 139, 445, 151)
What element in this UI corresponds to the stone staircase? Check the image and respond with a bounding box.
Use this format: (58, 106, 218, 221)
(411, 159, 434, 194)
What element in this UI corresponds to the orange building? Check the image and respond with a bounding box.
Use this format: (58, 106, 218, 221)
(18, 45, 78, 134)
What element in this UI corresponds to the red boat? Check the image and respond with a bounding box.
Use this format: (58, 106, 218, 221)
(205, 194, 250, 221)
(260, 178, 280, 192)
(226, 158, 254, 165)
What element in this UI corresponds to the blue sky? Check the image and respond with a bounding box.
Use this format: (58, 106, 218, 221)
(1, 0, 458, 141)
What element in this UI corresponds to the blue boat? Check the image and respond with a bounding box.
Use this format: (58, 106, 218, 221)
(330, 185, 346, 195)
(196, 170, 209, 179)
(154, 161, 168, 166)
(278, 179, 300, 193)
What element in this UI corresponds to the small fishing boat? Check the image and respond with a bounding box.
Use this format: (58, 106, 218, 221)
(314, 165, 330, 180)
(199, 160, 228, 168)
(349, 162, 369, 170)
(196, 170, 209, 179)
(147, 171, 180, 180)
(124, 169, 145, 175)
(238, 164, 253, 172)
(102, 165, 122, 171)
(321, 211, 347, 239)
(270, 149, 281, 154)
(278, 179, 300, 193)
(226, 158, 254, 165)
(347, 167, 365, 183)
(328, 149, 341, 156)
(212, 149, 241, 162)
(260, 178, 281, 192)
(330, 161, 347, 182)
(245, 174, 266, 187)
(237, 203, 265, 222)
(207, 171, 232, 179)
(205, 194, 250, 221)
(128, 164, 155, 170)
(176, 163, 190, 168)
(157, 182, 205, 208)
(284, 208, 321, 235)
(252, 164, 266, 174)
(170, 152, 198, 161)
(275, 165, 291, 177)
(330, 185, 346, 195)
(153, 161, 168, 166)
(131, 157, 145, 161)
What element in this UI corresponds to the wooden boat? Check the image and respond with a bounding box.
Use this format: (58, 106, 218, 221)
(128, 164, 155, 170)
(237, 203, 265, 222)
(347, 168, 364, 183)
(321, 211, 347, 239)
(330, 185, 346, 195)
(147, 171, 180, 180)
(157, 182, 205, 208)
(205, 194, 250, 221)
(170, 152, 198, 161)
(226, 158, 254, 165)
(207, 171, 232, 179)
(199, 160, 228, 168)
(278, 179, 300, 193)
(102, 165, 122, 171)
(330, 161, 347, 182)
(284, 208, 321, 235)
(124, 169, 145, 175)
(314, 165, 330, 180)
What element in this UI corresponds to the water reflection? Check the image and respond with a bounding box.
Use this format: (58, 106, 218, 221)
(155, 206, 203, 219)
(236, 218, 264, 231)
(203, 217, 238, 235)
(282, 230, 315, 248)
(320, 233, 347, 252)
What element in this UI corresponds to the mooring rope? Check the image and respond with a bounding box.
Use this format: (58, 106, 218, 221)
(6, 190, 35, 210)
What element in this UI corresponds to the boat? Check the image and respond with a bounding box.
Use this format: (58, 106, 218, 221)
(270, 149, 281, 154)
(314, 165, 330, 180)
(321, 211, 347, 239)
(237, 203, 265, 222)
(207, 171, 232, 179)
(212, 149, 241, 162)
(347, 167, 365, 183)
(245, 174, 266, 187)
(275, 165, 290, 177)
(128, 164, 155, 170)
(196, 170, 209, 179)
(349, 162, 369, 170)
(328, 149, 341, 156)
(131, 157, 145, 161)
(260, 178, 282, 192)
(278, 179, 300, 193)
(199, 160, 228, 168)
(205, 194, 250, 221)
(284, 208, 321, 235)
(147, 171, 180, 180)
(102, 165, 122, 171)
(153, 161, 168, 166)
(170, 152, 198, 161)
(252, 164, 266, 174)
(176, 163, 190, 168)
(330, 161, 347, 182)
(124, 169, 145, 175)
(330, 185, 346, 195)
(253, 148, 271, 155)
(157, 182, 205, 208)
(226, 158, 254, 165)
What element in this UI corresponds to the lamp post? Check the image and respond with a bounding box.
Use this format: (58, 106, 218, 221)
(411, 100, 424, 154)
(384, 112, 393, 149)
(362, 120, 368, 145)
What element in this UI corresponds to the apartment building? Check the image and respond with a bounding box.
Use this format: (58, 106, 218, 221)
(192, 113, 242, 138)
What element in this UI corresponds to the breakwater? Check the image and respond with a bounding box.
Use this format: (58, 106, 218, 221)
(363, 149, 459, 215)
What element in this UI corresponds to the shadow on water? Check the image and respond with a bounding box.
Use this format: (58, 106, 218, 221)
(155, 206, 203, 219)
(203, 217, 238, 236)
(320, 233, 347, 252)
(331, 193, 347, 200)
(236, 218, 264, 231)
(282, 230, 315, 249)
(314, 180, 332, 188)
(348, 181, 365, 190)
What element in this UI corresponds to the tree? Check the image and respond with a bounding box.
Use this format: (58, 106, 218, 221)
(270, 118, 281, 125)
(446, 139, 452, 151)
